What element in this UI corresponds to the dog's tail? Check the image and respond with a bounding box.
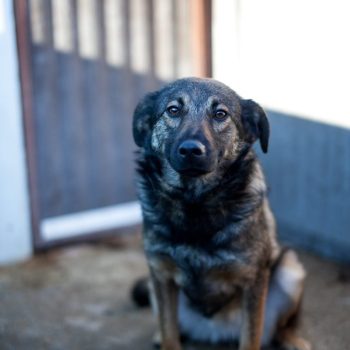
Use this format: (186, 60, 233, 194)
(131, 277, 151, 307)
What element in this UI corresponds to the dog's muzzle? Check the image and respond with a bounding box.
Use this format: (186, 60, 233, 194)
(169, 139, 215, 177)
(178, 139, 206, 159)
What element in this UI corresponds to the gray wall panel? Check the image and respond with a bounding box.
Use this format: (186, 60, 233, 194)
(259, 111, 350, 263)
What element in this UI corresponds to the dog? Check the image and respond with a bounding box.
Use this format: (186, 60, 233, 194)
(132, 78, 310, 350)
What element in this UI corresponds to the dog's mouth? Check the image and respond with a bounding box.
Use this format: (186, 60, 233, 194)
(177, 168, 211, 177)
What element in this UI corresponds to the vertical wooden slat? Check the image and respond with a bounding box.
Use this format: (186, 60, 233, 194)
(171, 0, 178, 78)
(174, 0, 194, 77)
(130, 0, 150, 74)
(104, 0, 126, 67)
(14, 0, 40, 249)
(147, 0, 156, 83)
(29, 0, 46, 45)
(191, 0, 212, 77)
(77, 0, 99, 59)
(153, 0, 174, 80)
(123, 0, 131, 70)
(52, 0, 73, 52)
(96, 0, 106, 58)
(71, 0, 79, 52)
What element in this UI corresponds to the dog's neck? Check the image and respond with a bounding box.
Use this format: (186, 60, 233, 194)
(137, 147, 266, 210)
(137, 147, 267, 245)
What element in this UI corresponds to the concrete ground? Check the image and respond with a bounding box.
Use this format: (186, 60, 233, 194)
(0, 236, 349, 350)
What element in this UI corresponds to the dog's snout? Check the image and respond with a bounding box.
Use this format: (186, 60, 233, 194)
(170, 138, 214, 176)
(178, 140, 206, 158)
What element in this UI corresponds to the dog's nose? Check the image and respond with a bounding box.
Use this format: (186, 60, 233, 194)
(178, 140, 206, 158)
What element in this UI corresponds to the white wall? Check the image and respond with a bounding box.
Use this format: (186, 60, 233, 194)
(213, 0, 350, 129)
(0, 0, 32, 264)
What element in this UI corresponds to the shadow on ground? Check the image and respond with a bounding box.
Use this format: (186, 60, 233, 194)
(0, 236, 349, 350)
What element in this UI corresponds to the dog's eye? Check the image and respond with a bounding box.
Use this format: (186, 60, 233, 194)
(214, 110, 228, 120)
(167, 106, 180, 116)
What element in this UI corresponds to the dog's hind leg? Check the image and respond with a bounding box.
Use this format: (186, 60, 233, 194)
(262, 249, 311, 350)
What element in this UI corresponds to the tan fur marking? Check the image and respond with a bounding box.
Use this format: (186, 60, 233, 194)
(148, 257, 180, 283)
(240, 269, 269, 350)
(151, 270, 181, 350)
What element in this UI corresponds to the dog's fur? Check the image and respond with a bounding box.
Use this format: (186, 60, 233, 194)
(132, 78, 310, 350)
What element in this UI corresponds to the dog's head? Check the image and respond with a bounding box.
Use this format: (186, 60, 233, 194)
(133, 78, 269, 178)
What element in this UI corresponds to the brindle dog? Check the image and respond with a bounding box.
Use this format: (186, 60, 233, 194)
(132, 78, 310, 350)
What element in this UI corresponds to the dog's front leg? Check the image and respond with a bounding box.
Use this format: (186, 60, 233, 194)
(151, 271, 181, 350)
(239, 268, 269, 350)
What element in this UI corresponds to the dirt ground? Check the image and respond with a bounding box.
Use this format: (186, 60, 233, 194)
(0, 236, 349, 350)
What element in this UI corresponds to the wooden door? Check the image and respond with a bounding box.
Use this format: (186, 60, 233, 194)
(15, 0, 211, 248)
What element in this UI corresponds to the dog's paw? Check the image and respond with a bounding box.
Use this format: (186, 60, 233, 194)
(152, 330, 161, 348)
(279, 337, 311, 350)
(152, 331, 184, 350)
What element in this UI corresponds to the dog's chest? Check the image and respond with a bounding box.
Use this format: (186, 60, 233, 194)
(147, 244, 254, 315)
(157, 198, 233, 244)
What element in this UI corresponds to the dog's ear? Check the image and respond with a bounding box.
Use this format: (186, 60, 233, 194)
(240, 99, 270, 153)
(133, 92, 158, 148)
